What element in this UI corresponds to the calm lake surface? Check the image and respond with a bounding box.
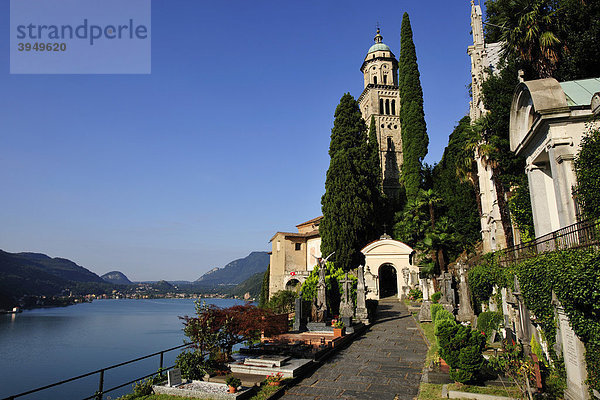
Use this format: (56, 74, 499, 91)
(0, 298, 246, 400)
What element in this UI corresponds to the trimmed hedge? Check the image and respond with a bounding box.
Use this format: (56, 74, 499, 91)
(431, 303, 487, 383)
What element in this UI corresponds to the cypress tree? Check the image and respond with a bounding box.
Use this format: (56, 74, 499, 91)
(259, 265, 270, 307)
(399, 12, 428, 204)
(321, 94, 379, 271)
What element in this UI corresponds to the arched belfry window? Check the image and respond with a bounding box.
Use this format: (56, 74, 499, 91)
(385, 99, 390, 115)
(373, 76, 377, 85)
(383, 74, 387, 84)
(391, 99, 396, 115)
(379, 99, 384, 114)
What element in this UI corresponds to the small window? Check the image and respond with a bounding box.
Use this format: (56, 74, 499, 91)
(373, 76, 377, 85)
(379, 99, 384, 114)
(295, 243, 301, 251)
(385, 99, 390, 115)
(383, 75, 387, 84)
(387, 137, 393, 148)
(391, 99, 396, 115)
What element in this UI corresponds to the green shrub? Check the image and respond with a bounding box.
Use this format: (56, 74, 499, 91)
(226, 376, 241, 388)
(430, 303, 443, 323)
(574, 127, 600, 219)
(477, 311, 503, 337)
(431, 291, 442, 303)
(175, 350, 206, 380)
(434, 309, 487, 384)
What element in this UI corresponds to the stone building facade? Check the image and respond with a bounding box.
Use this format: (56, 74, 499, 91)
(268, 217, 322, 298)
(467, 1, 508, 252)
(509, 77, 600, 237)
(358, 29, 403, 199)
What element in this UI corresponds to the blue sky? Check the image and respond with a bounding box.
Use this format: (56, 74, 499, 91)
(1, 0, 479, 281)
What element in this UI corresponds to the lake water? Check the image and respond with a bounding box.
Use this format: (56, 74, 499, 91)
(0, 298, 246, 400)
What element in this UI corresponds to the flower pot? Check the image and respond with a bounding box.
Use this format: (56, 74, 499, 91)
(228, 385, 237, 393)
(268, 381, 281, 386)
(333, 328, 344, 338)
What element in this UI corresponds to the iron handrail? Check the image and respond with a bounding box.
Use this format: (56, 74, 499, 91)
(498, 218, 600, 266)
(3, 343, 193, 400)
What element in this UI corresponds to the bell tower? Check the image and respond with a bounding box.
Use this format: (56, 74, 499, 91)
(358, 28, 402, 199)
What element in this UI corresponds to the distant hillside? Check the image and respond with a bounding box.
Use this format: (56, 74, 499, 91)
(195, 252, 269, 286)
(0, 250, 71, 299)
(101, 271, 132, 285)
(0, 250, 113, 304)
(227, 270, 264, 299)
(12, 252, 105, 283)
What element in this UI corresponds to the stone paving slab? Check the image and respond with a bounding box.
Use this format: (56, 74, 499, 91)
(279, 300, 427, 400)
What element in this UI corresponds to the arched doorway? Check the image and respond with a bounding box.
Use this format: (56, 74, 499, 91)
(285, 278, 301, 293)
(379, 264, 398, 298)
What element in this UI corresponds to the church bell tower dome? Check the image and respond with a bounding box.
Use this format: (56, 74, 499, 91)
(357, 27, 402, 200)
(368, 28, 392, 53)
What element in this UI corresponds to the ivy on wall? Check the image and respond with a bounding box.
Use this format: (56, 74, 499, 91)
(468, 247, 600, 394)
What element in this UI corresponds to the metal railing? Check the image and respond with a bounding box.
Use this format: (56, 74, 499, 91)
(499, 218, 600, 266)
(3, 343, 191, 400)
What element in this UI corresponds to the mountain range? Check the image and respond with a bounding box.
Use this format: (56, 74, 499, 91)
(0, 249, 270, 308)
(194, 251, 269, 286)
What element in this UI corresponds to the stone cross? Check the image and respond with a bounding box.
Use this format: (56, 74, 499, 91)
(339, 273, 354, 325)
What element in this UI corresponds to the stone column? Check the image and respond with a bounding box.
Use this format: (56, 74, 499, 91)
(548, 141, 578, 228)
(527, 164, 559, 237)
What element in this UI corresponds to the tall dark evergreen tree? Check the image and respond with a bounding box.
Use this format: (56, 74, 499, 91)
(398, 12, 428, 204)
(321, 94, 379, 271)
(432, 116, 481, 256)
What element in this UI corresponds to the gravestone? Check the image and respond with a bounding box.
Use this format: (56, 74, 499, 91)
(355, 265, 369, 323)
(293, 292, 308, 332)
(440, 272, 455, 307)
(456, 263, 475, 323)
(167, 368, 182, 387)
(402, 267, 410, 298)
(418, 277, 433, 322)
(339, 273, 354, 327)
(554, 296, 589, 400)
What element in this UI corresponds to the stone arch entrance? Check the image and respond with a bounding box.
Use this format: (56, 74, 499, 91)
(361, 235, 417, 300)
(285, 278, 301, 292)
(378, 263, 398, 298)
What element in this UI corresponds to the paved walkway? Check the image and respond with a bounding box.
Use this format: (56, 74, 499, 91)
(280, 299, 427, 400)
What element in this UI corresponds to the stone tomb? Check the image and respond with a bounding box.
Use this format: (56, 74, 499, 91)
(229, 355, 312, 378)
(153, 380, 253, 400)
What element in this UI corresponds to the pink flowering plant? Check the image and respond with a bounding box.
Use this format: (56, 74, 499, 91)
(265, 372, 283, 383)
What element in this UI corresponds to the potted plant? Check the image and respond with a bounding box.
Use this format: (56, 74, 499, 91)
(225, 376, 241, 393)
(265, 372, 284, 386)
(332, 320, 345, 337)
